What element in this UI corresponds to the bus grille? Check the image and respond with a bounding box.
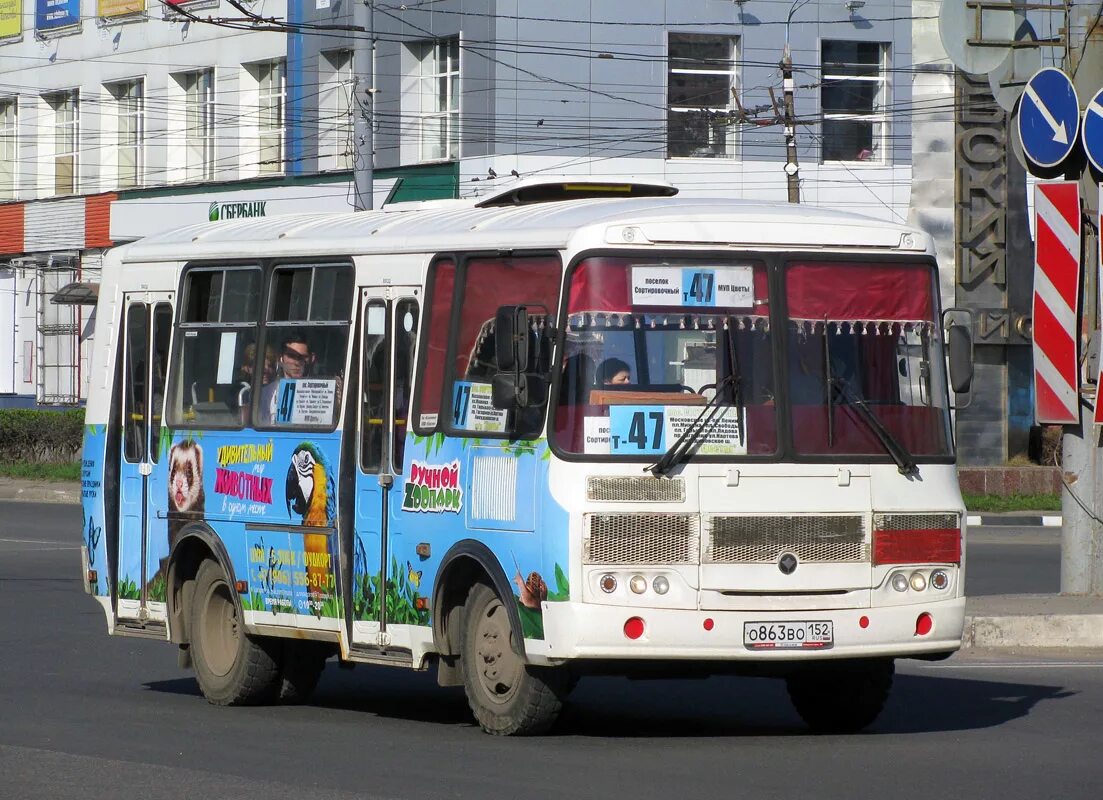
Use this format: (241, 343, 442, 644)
(583, 514, 699, 565)
(704, 515, 868, 564)
(586, 476, 685, 503)
(873, 513, 960, 531)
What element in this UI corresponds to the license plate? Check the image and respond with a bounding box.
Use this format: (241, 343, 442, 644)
(743, 621, 833, 650)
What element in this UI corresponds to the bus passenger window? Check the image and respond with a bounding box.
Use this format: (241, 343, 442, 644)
(123, 304, 149, 462)
(168, 267, 261, 429)
(258, 263, 353, 429)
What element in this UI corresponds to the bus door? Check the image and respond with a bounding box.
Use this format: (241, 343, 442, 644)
(116, 293, 173, 623)
(347, 286, 420, 648)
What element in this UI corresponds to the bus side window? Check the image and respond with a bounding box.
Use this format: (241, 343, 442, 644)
(168, 267, 261, 429)
(257, 263, 353, 429)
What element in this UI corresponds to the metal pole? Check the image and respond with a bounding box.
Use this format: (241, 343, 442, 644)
(782, 48, 800, 204)
(1062, 5, 1103, 595)
(353, 0, 374, 211)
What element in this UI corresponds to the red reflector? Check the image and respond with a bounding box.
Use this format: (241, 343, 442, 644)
(915, 612, 933, 636)
(234, 580, 249, 594)
(623, 617, 646, 640)
(873, 528, 960, 566)
(859, 615, 869, 629)
(703, 618, 715, 631)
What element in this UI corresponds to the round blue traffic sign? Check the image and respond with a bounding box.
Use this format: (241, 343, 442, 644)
(1019, 67, 1080, 169)
(1083, 87, 1103, 173)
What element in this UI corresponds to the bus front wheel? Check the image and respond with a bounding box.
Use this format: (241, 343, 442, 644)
(460, 581, 567, 735)
(785, 658, 894, 733)
(189, 559, 282, 706)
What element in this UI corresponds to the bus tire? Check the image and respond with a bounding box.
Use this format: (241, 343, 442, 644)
(190, 559, 282, 706)
(278, 641, 329, 704)
(785, 658, 894, 733)
(460, 581, 567, 736)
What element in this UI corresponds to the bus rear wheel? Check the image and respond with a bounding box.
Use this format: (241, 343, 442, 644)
(278, 641, 329, 704)
(460, 582, 567, 735)
(785, 658, 894, 733)
(190, 559, 281, 706)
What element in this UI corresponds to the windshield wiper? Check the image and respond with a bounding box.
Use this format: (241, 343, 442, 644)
(830, 378, 917, 476)
(647, 373, 737, 477)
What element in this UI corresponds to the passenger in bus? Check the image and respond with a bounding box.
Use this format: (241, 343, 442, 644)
(597, 357, 631, 385)
(259, 331, 316, 424)
(237, 343, 277, 425)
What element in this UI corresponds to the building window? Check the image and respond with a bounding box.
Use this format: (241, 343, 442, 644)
(406, 38, 459, 162)
(820, 41, 889, 163)
(178, 69, 214, 181)
(254, 59, 285, 174)
(321, 50, 355, 171)
(108, 80, 144, 189)
(667, 34, 739, 159)
(46, 90, 79, 195)
(0, 98, 15, 200)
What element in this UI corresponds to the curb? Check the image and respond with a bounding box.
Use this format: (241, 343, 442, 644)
(0, 483, 82, 505)
(963, 613, 1103, 649)
(966, 514, 1062, 527)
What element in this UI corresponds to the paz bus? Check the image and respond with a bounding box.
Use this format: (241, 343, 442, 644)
(80, 178, 973, 735)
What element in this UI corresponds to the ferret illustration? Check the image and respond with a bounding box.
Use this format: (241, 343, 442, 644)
(167, 440, 205, 552)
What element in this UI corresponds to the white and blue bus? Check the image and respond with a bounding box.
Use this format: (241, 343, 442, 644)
(80, 178, 972, 734)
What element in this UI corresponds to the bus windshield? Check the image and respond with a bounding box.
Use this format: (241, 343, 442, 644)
(552, 255, 952, 461)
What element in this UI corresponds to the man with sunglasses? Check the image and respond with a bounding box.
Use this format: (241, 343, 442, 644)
(258, 331, 316, 424)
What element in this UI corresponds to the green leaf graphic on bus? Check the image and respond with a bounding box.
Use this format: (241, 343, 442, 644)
(118, 577, 140, 600)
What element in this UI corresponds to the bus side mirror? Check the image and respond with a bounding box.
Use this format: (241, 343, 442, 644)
(492, 372, 549, 409)
(943, 309, 974, 398)
(495, 305, 529, 373)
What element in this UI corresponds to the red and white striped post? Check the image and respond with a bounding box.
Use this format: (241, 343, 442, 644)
(1032, 181, 1082, 424)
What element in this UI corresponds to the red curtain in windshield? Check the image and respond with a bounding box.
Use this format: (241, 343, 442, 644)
(786, 262, 933, 321)
(569, 257, 769, 314)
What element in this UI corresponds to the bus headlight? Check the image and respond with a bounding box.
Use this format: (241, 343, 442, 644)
(910, 571, 928, 592)
(891, 573, 909, 592)
(652, 575, 670, 595)
(629, 575, 648, 594)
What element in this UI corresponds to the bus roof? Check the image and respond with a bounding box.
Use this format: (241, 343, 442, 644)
(118, 196, 933, 264)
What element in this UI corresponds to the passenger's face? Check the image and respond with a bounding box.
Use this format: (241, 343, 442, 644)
(281, 342, 312, 378)
(262, 349, 277, 383)
(607, 370, 631, 385)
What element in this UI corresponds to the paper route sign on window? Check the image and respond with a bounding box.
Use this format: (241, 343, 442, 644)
(630, 266, 754, 308)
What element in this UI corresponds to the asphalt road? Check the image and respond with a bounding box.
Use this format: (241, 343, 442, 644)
(2, 501, 1097, 799)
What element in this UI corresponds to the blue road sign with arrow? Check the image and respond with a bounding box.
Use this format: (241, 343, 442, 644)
(1019, 67, 1080, 170)
(1083, 87, 1103, 173)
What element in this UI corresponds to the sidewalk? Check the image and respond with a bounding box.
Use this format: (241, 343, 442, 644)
(3, 478, 1099, 650)
(0, 479, 81, 505)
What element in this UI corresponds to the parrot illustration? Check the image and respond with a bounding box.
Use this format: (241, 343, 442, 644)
(286, 443, 336, 614)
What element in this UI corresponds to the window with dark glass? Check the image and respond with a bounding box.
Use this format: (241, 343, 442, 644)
(149, 303, 173, 463)
(821, 41, 888, 162)
(392, 298, 420, 471)
(169, 266, 261, 428)
(123, 304, 149, 462)
(258, 263, 353, 429)
(360, 299, 387, 473)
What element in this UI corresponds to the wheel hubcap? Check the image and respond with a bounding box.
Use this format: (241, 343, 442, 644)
(200, 580, 239, 678)
(475, 597, 521, 705)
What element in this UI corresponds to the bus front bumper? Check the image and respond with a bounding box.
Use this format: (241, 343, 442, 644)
(530, 597, 965, 664)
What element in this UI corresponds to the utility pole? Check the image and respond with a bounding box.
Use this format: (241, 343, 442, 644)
(1062, 7, 1103, 595)
(352, 0, 374, 211)
(781, 47, 800, 204)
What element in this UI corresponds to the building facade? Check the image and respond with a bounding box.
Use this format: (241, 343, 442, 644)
(1, 0, 920, 408)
